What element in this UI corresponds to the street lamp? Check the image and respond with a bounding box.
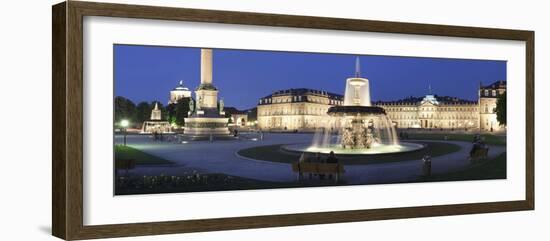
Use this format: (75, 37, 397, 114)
(120, 119, 129, 146)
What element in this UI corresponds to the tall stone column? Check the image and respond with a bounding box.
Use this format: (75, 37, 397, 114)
(201, 49, 213, 84)
(196, 48, 218, 109)
(184, 48, 230, 137)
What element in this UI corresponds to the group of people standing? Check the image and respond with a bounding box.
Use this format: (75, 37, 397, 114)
(299, 151, 339, 164)
(152, 131, 164, 141)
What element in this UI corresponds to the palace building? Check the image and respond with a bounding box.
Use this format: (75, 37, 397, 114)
(479, 80, 506, 132)
(374, 95, 479, 130)
(257, 88, 344, 131)
(257, 81, 506, 132)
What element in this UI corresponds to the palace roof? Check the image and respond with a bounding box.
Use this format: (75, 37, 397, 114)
(172, 80, 190, 91)
(481, 80, 506, 90)
(223, 107, 248, 115)
(262, 88, 344, 100)
(373, 95, 477, 106)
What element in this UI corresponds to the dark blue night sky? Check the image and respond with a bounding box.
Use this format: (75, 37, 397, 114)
(114, 45, 506, 110)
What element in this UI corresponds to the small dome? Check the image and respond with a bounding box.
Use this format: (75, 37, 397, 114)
(174, 86, 189, 91)
(173, 80, 190, 91)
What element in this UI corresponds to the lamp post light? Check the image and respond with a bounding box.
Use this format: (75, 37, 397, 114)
(121, 119, 129, 146)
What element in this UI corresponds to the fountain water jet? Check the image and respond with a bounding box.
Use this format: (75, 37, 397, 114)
(283, 57, 424, 155)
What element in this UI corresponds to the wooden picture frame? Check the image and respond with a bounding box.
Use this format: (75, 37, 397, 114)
(52, 1, 534, 240)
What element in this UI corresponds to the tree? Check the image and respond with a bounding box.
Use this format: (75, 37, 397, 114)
(135, 102, 151, 124)
(247, 107, 257, 122)
(174, 98, 191, 127)
(114, 96, 136, 126)
(495, 91, 506, 126)
(166, 103, 176, 125)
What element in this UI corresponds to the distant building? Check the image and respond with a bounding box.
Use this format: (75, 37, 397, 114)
(224, 107, 248, 127)
(374, 95, 479, 129)
(479, 80, 506, 132)
(257, 88, 344, 131)
(256, 81, 506, 132)
(168, 80, 192, 104)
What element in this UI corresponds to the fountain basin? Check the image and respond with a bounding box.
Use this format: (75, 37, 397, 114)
(282, 142, 425, 156)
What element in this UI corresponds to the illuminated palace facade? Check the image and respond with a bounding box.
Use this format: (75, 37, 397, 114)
(257, 81, 506, 132)
(257, 88, 344, 130)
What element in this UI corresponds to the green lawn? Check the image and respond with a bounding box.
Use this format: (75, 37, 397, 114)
(421, 152, 506, 182)
(238, 144, 299, 163)
(237, 141, 461, 165)
(406, 133, 506, 146)
(114, 145, 173, 165)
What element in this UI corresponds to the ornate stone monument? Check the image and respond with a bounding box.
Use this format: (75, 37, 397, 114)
(150, 102, 162, 120)
(183, 49, 230, 137)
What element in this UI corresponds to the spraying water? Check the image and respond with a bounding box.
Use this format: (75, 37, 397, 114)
(298, 57, 423, 155)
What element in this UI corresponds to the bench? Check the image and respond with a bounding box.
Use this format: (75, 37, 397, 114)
(292, 162, 345, 183)
(470, 147, 489, 161)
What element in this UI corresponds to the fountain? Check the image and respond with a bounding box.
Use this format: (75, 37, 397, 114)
(283, 57, 424, 155)
(140, 102, 172, 134)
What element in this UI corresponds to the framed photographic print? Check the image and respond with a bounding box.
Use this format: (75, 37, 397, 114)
(52, 1, 534, 240)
